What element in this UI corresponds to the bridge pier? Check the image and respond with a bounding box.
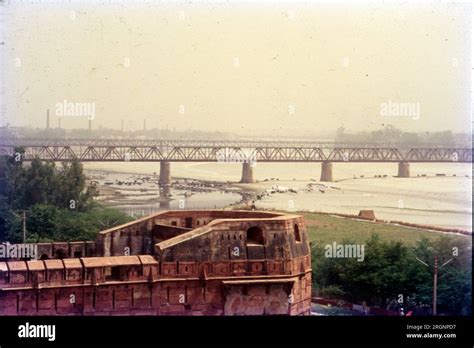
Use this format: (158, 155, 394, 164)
(159, 199, 170, 210)
(240, 162, 255, 183)
(320, 161, 333, 182)
(397, 161, 410, 178)
(159, 161, 171, 185)
(159, 161, 171, 196)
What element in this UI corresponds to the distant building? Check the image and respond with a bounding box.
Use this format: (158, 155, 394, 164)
(0, 210, 312, 316)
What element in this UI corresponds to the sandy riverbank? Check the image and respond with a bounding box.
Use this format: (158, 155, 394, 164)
(86, 170, 245, 217)
(84, 162, 472, 230)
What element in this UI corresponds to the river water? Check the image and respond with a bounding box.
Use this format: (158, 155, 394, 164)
(84, 162, 472, 231)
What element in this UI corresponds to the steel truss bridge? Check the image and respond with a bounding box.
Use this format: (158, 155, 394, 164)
(0, 139, 472, 163)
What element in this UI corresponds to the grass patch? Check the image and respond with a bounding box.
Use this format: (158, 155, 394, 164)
(300, 212, 470, 246)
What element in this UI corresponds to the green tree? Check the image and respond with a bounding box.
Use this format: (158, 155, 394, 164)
(312, 234, 472, 315)
(55, 160, 96, 211)
(0, 154, 130, 243)
(25, 204, 62, 242)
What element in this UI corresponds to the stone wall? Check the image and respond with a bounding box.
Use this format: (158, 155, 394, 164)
(14, 241, 96, 261)
(0, 255, 311, 316)
(0, 210, 312, 316)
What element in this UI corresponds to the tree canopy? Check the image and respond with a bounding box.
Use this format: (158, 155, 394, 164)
(312, 234, 472, 316)
(0, 155, 131, 243)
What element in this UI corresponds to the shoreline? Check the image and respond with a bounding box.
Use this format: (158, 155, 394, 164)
(85, 168, 472, 232)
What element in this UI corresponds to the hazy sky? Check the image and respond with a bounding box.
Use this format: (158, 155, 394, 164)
(1, 0, 472, 136)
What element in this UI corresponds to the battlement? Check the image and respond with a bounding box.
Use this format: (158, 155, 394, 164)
(0, 254, 310, 288)
(0, 210, 312, 316)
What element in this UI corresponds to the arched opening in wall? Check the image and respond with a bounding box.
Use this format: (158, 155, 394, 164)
(294, 224, 301, 243)
(40, 254, 49, 260)
(246, 226, 264, 245)
(185, 217, 193, 228)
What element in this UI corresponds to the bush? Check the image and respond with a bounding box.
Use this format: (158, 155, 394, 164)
(320, 285, 346, 299)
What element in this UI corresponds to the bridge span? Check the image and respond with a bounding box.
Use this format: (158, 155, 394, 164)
(0, 138, 471, 185)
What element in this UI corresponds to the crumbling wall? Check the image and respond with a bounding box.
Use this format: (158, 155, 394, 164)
(223, 284, 290, 315)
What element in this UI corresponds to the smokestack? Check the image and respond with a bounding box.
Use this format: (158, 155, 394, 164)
(143, 119, 146, 131)
(121, 119, 124, 132)
(58, 116, 61, 129)
(88, 119, 92, 132)
(46, 109, 50, 129)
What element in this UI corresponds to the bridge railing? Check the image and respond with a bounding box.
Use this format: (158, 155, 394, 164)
(0, 142, 471, 162)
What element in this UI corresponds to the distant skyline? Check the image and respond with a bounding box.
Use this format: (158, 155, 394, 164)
(1, 1, 472, 137)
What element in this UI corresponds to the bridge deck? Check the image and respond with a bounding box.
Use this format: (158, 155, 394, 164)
(0, 139, 471, 162)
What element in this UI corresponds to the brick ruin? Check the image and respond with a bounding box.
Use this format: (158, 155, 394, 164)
(0, 210, 312, 316)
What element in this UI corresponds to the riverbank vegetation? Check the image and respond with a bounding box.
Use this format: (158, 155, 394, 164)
(0, 153, 131, 242)
(304, 212, 472, 316)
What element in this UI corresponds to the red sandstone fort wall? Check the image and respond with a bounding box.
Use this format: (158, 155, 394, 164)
(0, 210, 312, 316)
(0, 255, 311, 315)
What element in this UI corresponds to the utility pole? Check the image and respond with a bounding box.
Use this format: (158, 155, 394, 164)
(12, 210, 28, 242)
(433, 256, 438, 316)
(22, 210, 26, 242)
(415, 255, 453, 316)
